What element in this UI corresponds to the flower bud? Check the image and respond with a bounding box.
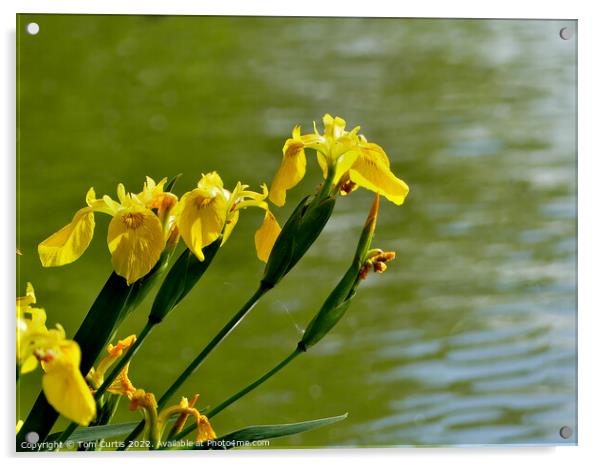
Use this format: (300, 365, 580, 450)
(261, 194, 336, 288)
(299, 194, 383, 350)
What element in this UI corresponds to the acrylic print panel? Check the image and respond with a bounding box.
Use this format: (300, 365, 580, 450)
(16, 15, 577, 450)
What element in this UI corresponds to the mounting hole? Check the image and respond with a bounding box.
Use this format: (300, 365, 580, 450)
(559, 27, 573, 40)
(25, 431, 39, 443)
(26, 22, 40, 35)
(559, 425, 573, 439)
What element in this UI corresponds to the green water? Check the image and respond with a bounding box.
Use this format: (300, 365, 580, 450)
(17, 15, 577, 447)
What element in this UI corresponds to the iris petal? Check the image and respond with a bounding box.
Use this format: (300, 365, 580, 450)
(255, 210, 282, 262)
(222, 209, 239, 245)
(42, 341, 96, 426)
(349, 142, 409, 205)
(269, 138, 307, 207)
(107, 208, 164, 285)
(176, 189, 228, 261)
(38, 207, 95, 267)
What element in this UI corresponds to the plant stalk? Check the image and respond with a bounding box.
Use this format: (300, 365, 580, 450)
(118, 284, 270, 449)
(170, 347, 302, 443)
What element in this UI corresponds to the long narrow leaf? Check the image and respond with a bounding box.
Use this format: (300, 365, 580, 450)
(187, 413, 348, 450)
(46, 420, 145, 444)
(46, 415, 179, 445)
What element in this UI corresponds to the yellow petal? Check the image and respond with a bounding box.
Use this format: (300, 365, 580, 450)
(96, 194, 122, 215)
(17, 305, 48, 344)
(107, 208, 164, 285)
(198, 171, 224, 191)
(222, 209, 239, 245)
(269, 139, 307, 207)
(135, 176, 168, 208)
(117, 183, 128, 204)
(331, 132, 359, 160)
(195, 415, 217, 442)
(106, 361, 137, 398)
(316, 153, 329, 179)
(349, 143, 409, 205)
(107, 334, 137, 357)
(16, 282, 37, 312)
(42, 341, 96, 426)
(20, 355, 39, 374)
(323, 114, 347, 140)
(18, 324, 65, 373)
(38, 207, 95, 267)
(89, 334, 138, 387)
(300, 132, 328, 155)
(255, 210, 282, 262)
(176, 188, 228, 261)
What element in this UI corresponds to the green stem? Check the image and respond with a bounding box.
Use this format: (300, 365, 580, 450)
(53, 320, 156, 448)
(209, 348, 300, 419)
(170, 347, 301, 444)
(159, 285, 268, 406)
(118, 284, 269, 450)
(317, 166, 336, 202)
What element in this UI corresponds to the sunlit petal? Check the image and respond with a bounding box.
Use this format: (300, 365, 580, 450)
(107, 207, 164, 285)
(42, 341, 96, 426)
(176, 188, 228, 261)
(197, 171, 224, 191)
(16, 282, 37, 310)
(269, 139, 306, 207)
(222, 209, 239, 245)
(255, 210, 282, 262)
(38, 207, 95, 267)
(316, 153, 329, 179)
(349, 142, 409, 205)
(333, 151, 359, 183)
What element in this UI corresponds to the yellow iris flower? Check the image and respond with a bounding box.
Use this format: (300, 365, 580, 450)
(38, 177, 178, 285)
(175, 172, 281, 263)
(16, 283, 96, 426)
(269, 114, 410, 206)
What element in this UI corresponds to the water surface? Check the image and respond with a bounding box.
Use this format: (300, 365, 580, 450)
(17, 16, 577, 447)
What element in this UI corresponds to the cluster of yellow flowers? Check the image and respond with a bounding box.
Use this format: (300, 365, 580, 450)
(38, 173, 281, 285)
(18, 113, 408, 447)
(37, 113, 408, 287)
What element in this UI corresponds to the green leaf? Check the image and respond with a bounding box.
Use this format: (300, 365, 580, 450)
(46, 421, 143, 444)
(149, 240, 221, 323)
(300, 293, 355, 349)
(189, 413, 348, 450)
(164, 173, 183, 192)
(46, 415, 180, 445)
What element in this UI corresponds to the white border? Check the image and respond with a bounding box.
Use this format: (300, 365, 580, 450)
(3, 1, 601, 466)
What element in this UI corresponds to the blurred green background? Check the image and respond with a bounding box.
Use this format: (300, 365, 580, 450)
(16, 15, 576, 447)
